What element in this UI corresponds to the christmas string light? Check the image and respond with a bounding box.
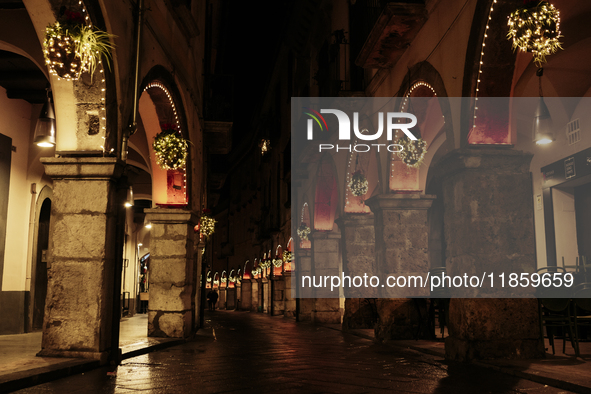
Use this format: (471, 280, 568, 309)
(473, 0, 497, 131)
(507, 1, 562, 67)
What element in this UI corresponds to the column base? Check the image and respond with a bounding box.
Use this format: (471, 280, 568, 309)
(148, 311, 191, 338)
(37, 349, 110, 364)
(445, 337, 545, 362)
(374, 299, 430, 341)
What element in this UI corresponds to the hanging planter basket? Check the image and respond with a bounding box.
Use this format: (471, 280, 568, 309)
(348, 171, 369, 197)
(507, 1, 562, 67)
(397, 136, 428, 168)
(43, 10, 115, 81)
(153, 124, 189, 170)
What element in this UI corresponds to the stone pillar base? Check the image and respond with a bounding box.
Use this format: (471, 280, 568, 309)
(314, 298, 341, 324)
(37, 349, 109, 364)
(374, 299, 430, 341)
(148, 310, 192, 338)
(343, 298, 377, 330)
(445, 298, 544, 361)
(445, 337, 544, 362)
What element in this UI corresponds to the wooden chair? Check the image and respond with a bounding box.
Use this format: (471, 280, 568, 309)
(574, 282, 591, 345)
(537, 280, 579, 356)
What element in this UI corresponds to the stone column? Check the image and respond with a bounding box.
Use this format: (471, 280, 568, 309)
(219, 287, 227, 310)
(283, 272, 296, 317)
(250, 278, 259, 311)
(365, 193, 435, 340)
(226, 286, 236, 309)
(438, 149, 544, 361)
(144, 208, 198, 338)
(272, 276, 285, 316)
(311, 231, 341, 324)
(296, 249, 313, 321)
(38, 158, 123, 362)
(336, 214, 376, 329)
(240, 280, 251, 311)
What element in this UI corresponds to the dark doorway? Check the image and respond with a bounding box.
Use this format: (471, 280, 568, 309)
(32, 198, 51, 331)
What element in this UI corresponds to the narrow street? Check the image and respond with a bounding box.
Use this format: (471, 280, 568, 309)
(14, 312, 568, 394)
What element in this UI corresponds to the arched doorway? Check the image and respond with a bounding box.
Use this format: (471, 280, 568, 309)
(32, 197, 51, 331)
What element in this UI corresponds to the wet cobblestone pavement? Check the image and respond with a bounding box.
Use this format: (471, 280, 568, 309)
(15, 311, 571, 393)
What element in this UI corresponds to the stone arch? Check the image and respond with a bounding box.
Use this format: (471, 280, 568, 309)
(137, 66, 191, 206)
(390, 76, 450, 193)
(243, 260, 251, 280)
(462, 0, 517, 146)
(298, 201, 311, 249)
(26, 185, 53, 332)
(343, 138, 379, 214)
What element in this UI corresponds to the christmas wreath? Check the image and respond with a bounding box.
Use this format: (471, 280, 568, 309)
(507, 1, 562, 66)
(397, 136, 427, 168)
(348, 171, 369, 197)
(153, 124, 189, 170)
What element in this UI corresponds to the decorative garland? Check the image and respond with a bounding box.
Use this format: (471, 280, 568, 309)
(297, 223, 311, 241)
(229, 275, 237, 283)
(251, 267, 261, 276)
(397, 136, 427, 168)
(507, 1, 562, 67)
(348, 171, 369, 197)
(153, 124, 189, 170)
(43, 9, 114, 81)
(199, 208, 216, 239)
(283, 250, 293, 263)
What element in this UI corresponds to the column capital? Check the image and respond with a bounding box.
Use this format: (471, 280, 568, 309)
(41, 157, 124, 179)
(145, 208, 199, 225)
(365, 193, 436, 212)
(311, 230, 341, 240)
(335, 213, 374, 228)
(435, 148, 533, 179)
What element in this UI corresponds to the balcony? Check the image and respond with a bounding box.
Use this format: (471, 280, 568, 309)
(352, 1, 427, 69)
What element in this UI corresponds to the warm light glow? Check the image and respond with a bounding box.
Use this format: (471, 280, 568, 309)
(124, 202, 132, 207)
(138, 243, 143, 247)
(37, 141, 55, 148)
(536, 138, 553, 145)
(145, 223, 152, 229)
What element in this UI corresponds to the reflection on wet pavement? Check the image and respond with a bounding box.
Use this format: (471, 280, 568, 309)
(15, 311, 571, 393)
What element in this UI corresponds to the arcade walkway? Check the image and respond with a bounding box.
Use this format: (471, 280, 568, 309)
(13, 311, 567, 393)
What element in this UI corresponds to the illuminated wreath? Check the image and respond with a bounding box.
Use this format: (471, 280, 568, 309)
(397, 136, 427, 168)
(251, 267, 261, 276)
(283, 250, 293, 263)
(348, 171, 369, 197)
(297, 223, 311, 241)
(43, 9, 114, 81)
(153, 124, 189, 170)
(199, 209, 216, 239)
(272, 258, 283, 268)
(507, 1, 562, 67)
